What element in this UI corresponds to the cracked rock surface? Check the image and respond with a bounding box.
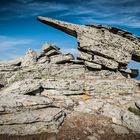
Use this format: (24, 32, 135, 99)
(0, 16, 140, 140)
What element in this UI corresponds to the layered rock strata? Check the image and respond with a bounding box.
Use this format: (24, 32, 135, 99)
(37, 16, 140, 77)
(0, 16, 140, 139)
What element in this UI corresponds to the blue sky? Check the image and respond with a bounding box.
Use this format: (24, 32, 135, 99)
(0, 0, 140, 74)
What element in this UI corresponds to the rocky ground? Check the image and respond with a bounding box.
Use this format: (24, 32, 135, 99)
(0, 16, 140, 140)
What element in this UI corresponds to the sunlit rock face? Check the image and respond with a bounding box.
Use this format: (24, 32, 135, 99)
(37, 16, 140, 71)
(0, 17, 140, 139)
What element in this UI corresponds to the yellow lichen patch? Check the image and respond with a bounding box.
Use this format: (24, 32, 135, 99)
(81, 95, 90, 101)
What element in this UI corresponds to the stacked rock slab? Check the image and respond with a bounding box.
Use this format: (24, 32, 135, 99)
(37, 43, 74, 64)
(37, 16, 140, 77)
(16, 43, 74, 66)
(1, 16, 140, 137)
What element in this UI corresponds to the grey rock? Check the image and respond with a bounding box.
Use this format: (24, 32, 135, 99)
(78, 51, 118, 69)
(85, 79, 134, 95)
(84, 61, 102, 69)
(2, 79, 43, 95)
(102, 103, 124, 125)
(50, 53, 74, 64)
(44, 49, 61, 57)
(37, 56, 49, 63)
(111, 124, 129, 134)
(37, 16, 140, 66)
(122, 111, 140, 133)
(93, 55, 118, 70)
(0, 108, 66, 135)
(78, 51, 93, 61)
(41, 79, 84, 91)
(42, 43, 60, 52)
(41, 79, 84, 95)
(74, 99, 105, 113)
(0, 93, 53, 113)
(21, 48, 37, 66)
(37, 16, 80, 37)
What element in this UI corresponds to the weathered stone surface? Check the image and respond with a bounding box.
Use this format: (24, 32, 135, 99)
(85, 70, 125, 79)
(37, 16, 81, 37)
(0, 93, 53, 113)
(42, 43, 60, 52)
(45, 49, 61, 57)
(37, 16, 140, 70)
(77, 32, 133, 65)
(85, 79, 134, 95)
(122, 111, 140, 133)
(2, 79, 43, 95)
(0, 108, 66, 135)
(93, 55, 118, 69)
(37, 55, 49, 63)
(78, 51, 118, 69)
(42, 79, 84, 92)
(78, 51, 93, 61)
(50, 53, 74, 64)
(21, 48, 37, 66)
(1, 16, 140, 138)
(84, 61, 102, 69)
(111, 124, 129, 134)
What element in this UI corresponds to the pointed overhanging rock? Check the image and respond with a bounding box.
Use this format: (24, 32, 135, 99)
(37, 16, 140, 72)
(37, 16, 80, 37)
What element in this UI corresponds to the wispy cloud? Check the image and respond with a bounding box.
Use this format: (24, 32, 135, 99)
(0, 0, 140, 28)
(0, 35, 34, 60)
(0, 1, 68, 20)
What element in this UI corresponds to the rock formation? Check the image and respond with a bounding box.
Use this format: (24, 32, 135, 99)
(0, 16, 140, 140)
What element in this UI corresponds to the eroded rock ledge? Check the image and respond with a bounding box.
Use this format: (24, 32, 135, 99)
(0, 16, 140, 139)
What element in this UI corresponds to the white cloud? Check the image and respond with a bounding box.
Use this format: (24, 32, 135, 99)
(0, 36, 32, 48)
(0, 35, 34, 60)
(1, 0, 140, 29)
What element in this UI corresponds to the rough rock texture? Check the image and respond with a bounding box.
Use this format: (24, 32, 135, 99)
(37, 16, 140, 76)
(21, 48, 37, 66)
(0, 16, 140, 140)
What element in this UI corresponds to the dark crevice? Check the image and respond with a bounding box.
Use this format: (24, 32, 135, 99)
(25, 86, 44, 96)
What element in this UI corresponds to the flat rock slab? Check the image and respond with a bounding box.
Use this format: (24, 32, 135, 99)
(0, 108, 66, 135)
(85, 79, 134, 95)
(2, 79, 43, 95)
(50, 54, 74, 64)
(85, 61, 102, 70)
(0, 93, 53, 113)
